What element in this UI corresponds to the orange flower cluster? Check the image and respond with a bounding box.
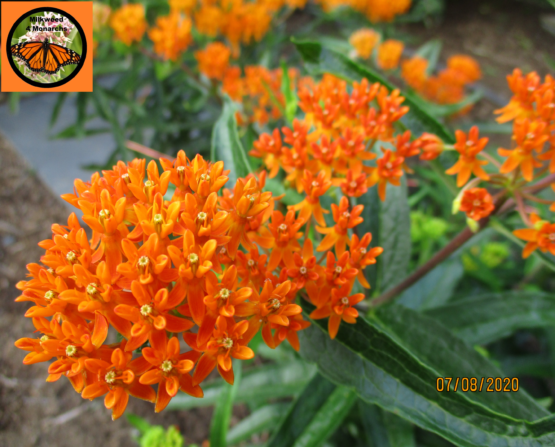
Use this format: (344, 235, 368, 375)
(14, 149, 382, 420)
(222, 66, 308, 126)
(148, 12, 193, 61)
(401, 54, 482, 106)
(316, 0, 411, 22)
(109, 3, 147, 46)
(251, 74, 443, 201)
(349, 28, 380, 60)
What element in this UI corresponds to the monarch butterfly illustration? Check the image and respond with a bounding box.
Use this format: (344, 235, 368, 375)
(10, 41, 81, 75)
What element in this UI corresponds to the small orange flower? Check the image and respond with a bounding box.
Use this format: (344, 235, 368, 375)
(349, 28, 380, 59)
(195, 42, 231, 80)
(287, 238, 319, 290)
(140, 331, 202, 412)
(110, 4, 146, 46)
(290, 170, 331, 225)
(368, 149, 404, 201)
(459, 188, 495, 221)
(514, 213, 555, 258)
(309, 287, 364, 339)
(446, 55, 481, 84)
(418, 133, 444, 161)
(148, 12, 192, 61)
(348, 233, 383, 288)
(445, 126, 489, 187)
(377, 40, 404, 70)
(401, 57, 428, 91)
(316, 197, 364, 255)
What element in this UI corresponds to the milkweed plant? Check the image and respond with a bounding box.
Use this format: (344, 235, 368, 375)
(12, 0, 555, 446)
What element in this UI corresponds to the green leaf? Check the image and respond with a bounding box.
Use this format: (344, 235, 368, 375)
(50, 92, 68, 128)
(357, 178, 411, 294)
(397, 256, 463, 310)
(425, 291, 555, 345)
(9, 92, 20, 114)
(299, 300, 555, 447)
(268, 374, 357, 447)
(281, 61, 298, 124)
(167, 361, 316, 410)
(359, 402, 416, 447)
(414, 89, 483, 118)
(226, 403, 289, 446)
(414, 39, 442, 76)
(127, 414, 152, 434)
(210, 360, 242, 447)
(292, 38, 455, 143)
(154, 59, 174, 81)
(265, 176, 304, 207)
(211, 95, 253, 185)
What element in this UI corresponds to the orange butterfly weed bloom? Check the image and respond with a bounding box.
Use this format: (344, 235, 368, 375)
(418, 133, 444, 161)
(169, 0, 197, 13)
(316, 197, 364, 255)
(349, 28, 380, 59)
(377, 40, 404, 70)
(363, 0, 412, 22)
(368, 149, 404, 201)
(195, 5, 224, 37)
(82, 343, 155, 420)
(498, 118, 548, 181)
(148, 12, 192, 61)
(290, 170, 332, 225)
(446, 55, 482, 84)
(514, 214, 555, 258)
(140, 331, 202, 412)
(195, 42, 231, 80)
(495, 69, 541, 123)
(401, 57, 428, 91)
(445, 126, 489, 187)
(459, 188, 495, 221)
(348, 233, 383, 288)
(110, 4, 147, 46)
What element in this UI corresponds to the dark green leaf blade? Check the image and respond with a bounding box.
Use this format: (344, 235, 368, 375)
(359, 402, 416, 447)
(211, 95, 253, 185)
(210, 360, 242, 447)
(298, 300, 555, 447)
(425, 292, 555, 345)
(268, 374, 357, 447)
(226, 403, 289, 446)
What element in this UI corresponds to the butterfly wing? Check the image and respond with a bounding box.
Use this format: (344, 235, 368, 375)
(10, 42, 44, 72)
(48, 44, 81, 71)
(44, 46, 59, 74)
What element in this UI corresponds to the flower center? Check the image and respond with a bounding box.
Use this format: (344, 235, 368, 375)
(220, 247, 227, 254)
(350, 181, 357, 188)
(473, 200, 481, 207)
(44, 290, 56, 300)
(549, 233, 555, 241)
(138, 256, 149, 267)
(86, 283, 98, 295)
(341, 297, 349, 305)
(247, 259, 255, 267)
(145, 180, 155, 188)
(98, 209, 110, 219)
(220, 288, 230, 299)
(141, 304, 152, 316)
(121, 173, 129, 180)
(197, 212, 207, 221)
(279, 224, 288, 231)
(343, 212, 350, 218)
(335, 266, 343, 274)
(300, 266, 307, 274)
(105, 370, 116, 384)
(200, 174, 211, 182)
(269, 298, 281, 309)
(40, 335, 49, 342)
(222, 338, 233, 349)
(66, 251, 76, 263)
(360, 248, 367, 254)
(312, 181, 319, 187)
(385, 162, 393, 170)
(189, 253, 199, 264)
(63, 234, 68, 239)
(153, 214, 163, 224)
(177, 166, 185, 173)
(66, 345, 77, 357)
(161, 360, 173, 373)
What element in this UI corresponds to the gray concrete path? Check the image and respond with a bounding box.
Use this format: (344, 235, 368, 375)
(0, 93, 114, 198)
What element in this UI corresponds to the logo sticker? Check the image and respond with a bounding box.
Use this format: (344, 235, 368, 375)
(1, 2, 93, 92)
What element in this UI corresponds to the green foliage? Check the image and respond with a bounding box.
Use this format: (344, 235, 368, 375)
(127, 415, 184, 447)
(210, 360, 242, 447)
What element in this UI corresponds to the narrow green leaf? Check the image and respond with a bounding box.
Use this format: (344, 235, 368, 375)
(299, 300, 555, 447)
(359, 402, 416, 447)
(265, 177, 304, 206)
(268, 374, 357, 447)
(425, 291, 555, 345)
(414, 39, 442, 75)
(397, 257, 463, 310)
(281, 61, 298, 124)
(226, 403, 289, 446)
(292, 38, 455, 143)
(415, 89, 483, 118)
(211, 95, 253, 185)
(357, 178, 411, 294)
(210, 360, 242, 447)
(50, 92, 68, 127)
(9, 92, 20, 114)
(167, 361, 316, 410)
